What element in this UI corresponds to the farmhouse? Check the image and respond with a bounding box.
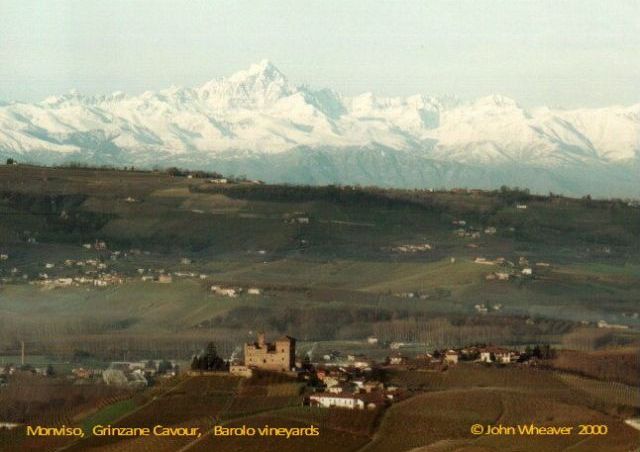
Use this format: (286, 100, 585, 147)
(211, 286, 237, 297)
(244, 333, 296, 372)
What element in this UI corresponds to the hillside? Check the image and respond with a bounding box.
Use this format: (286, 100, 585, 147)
(1, 164, 639, 451)
(1, 164, 639, 362)
(2, 369, 638, 451)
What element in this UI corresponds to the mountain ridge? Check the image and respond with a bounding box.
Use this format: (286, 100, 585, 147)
(1, 60, 638, 197)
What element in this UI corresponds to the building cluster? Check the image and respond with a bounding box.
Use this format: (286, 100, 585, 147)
(33, 273, 124, 289)
(0, 364, 53, 378)
(393, 291, 430, 300)
(139, 269, 207, 283)
(307, 367, 398, 410)
(229, 333, 399, 411)
(472, 255, 551, 282)
(102, 360, 178, 388)
(282, 212, 310, 224)
(210, 285, 262, 298)
(454, 228, 481, 239)
(474, 303, 502, 314)
(384, 346, 524, 369)
(389, 243, 432, 254)
(597, 320, 629, 330)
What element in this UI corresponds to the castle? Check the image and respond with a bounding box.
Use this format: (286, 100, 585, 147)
(243, 333, 296, 372)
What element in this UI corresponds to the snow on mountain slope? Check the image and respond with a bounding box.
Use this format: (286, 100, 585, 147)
(0, 60, 638, 196)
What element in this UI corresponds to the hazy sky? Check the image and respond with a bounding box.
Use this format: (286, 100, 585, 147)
(1, 0, 639, 107)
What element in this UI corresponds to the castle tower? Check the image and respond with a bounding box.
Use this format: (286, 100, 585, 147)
(243, 333, 296, 372)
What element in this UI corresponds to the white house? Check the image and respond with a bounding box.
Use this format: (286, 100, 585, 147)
(309, 393, 365, 410)
(479, 348, 518, 363)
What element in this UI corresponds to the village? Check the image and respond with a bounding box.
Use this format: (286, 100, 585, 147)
(0, 330, 555, 414)
(0, 209, 546, 292)
(181, 332, 555, 412)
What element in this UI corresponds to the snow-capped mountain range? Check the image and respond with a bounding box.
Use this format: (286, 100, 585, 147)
(1, 60, 638, 197)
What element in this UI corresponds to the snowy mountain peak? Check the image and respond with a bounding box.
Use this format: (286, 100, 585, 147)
(197, 60, 292, 108)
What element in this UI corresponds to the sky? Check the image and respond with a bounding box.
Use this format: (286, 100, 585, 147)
(1, 0, 639, 108)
